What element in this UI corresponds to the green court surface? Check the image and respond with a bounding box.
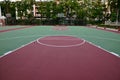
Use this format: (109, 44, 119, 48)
(0, 26, 120, 56)
(0, 26, 24, 30)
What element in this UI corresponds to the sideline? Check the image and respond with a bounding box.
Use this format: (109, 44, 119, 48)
(0, 35, 120, 58)
(86, 41, 120, 58)
(0, 26, 33, 33)
(0, 34, 120, 42)
(86, 25, 120, 34)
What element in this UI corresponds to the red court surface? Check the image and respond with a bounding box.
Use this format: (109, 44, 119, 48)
(0, 26, 32, 33)
(0, 36, 120, 80)
(86, 26, 120, 34)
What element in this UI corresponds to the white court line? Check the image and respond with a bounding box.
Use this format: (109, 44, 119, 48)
(86, 41, 120, 58)
(0, 35, 69, 58)
(80, 35, 120, 42)
(0, 35, 42, 40)
(0, 34, 72, 40)
(0, 39, 37, 58)
(37, 36, 86, 47)
(0, 34, 120, 42)
(0, 35, 120, 58)
(37, 38, 84, 40)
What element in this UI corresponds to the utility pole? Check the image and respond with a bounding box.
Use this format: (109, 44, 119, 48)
(0, 6, 1, 17)
(116, 0, 119, 24)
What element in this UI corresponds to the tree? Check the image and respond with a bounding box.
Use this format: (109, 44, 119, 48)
(88, 0, 105, 24)
(15, 0, 35, 19)
(0, 0, 12, 15)
(108, 0, 120, 23)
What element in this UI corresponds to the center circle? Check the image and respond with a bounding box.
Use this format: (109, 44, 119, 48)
(37, 36, 85, 47)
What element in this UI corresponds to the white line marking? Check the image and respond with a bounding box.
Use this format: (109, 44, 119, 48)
(4, 51, 12, 55)
(0, 35, 42, 40)
(0, 34, 70, 40)
(37, 36, 86, 47)
(0, 34, 119, 42)
(110, 52, 120, 57)
(86, 41, 120, 58)
(0, 51, 13, 58)
(81, 35, 120, 42)
(0, 35, 119, 58)
(0, 40, 37, 58)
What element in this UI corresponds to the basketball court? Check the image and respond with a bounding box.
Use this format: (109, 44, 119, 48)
(0, 26, 120, 80)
